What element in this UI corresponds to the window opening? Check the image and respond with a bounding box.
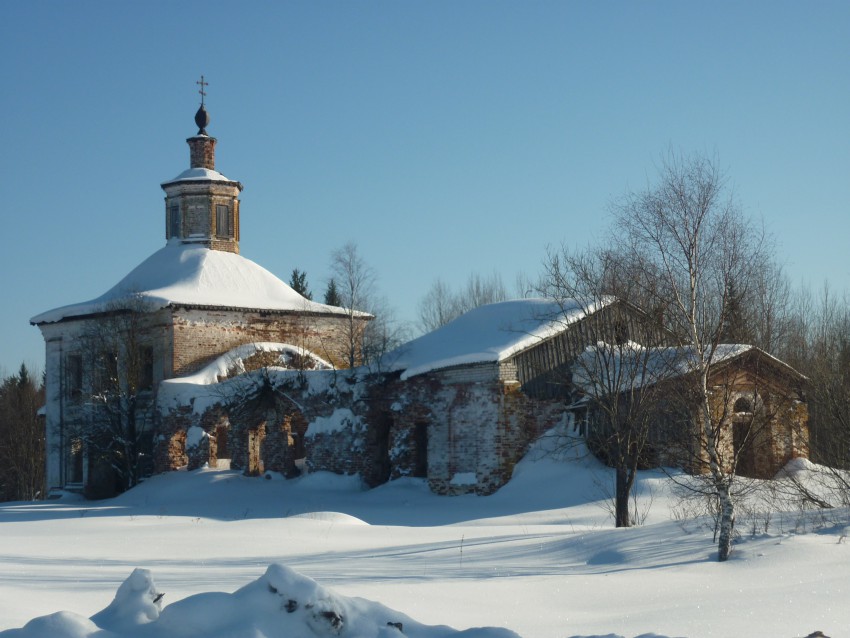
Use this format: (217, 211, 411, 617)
(169, 204, 180, 238)
(216, 204, 232, 238)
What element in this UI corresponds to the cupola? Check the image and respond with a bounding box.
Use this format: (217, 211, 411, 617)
(160, 77, 244, 254)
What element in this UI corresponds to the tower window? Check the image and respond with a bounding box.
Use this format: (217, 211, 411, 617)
(216, 204, 232, 238)
(169, 204, 180, 238)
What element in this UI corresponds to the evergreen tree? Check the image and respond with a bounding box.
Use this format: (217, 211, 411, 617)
(0, 363, 45, 501)
(323, 278, 342, 307)
(720, 280, 753, 344)
(289, 268, 312, 300)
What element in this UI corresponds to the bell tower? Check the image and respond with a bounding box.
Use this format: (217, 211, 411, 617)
(161, 76, 244, 254)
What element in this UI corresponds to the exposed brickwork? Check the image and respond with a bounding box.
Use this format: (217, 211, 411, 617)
(170, 308, 366, 376)
(162, 181, 242, 254)
(188, 135, 216, 170)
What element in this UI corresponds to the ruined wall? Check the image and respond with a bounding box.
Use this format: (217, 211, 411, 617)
(170, 308, 367, 375)
(645, 364, 809, 479)
(157, 366, 566, 497)
(379, 370, 565, 496)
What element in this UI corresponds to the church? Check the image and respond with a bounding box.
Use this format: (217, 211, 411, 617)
(31, 94, 368, 497)
(31, 88, 810, 501)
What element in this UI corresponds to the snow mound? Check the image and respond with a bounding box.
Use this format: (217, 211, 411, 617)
(0, 565, 520, 638)
(287, 511, 370, 525)
(89, 568, 162, 632)
(776, 456, 819, 477)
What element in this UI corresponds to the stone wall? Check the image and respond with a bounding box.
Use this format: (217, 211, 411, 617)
(157, 366, 566, 497)
(170, 308, 366, 375)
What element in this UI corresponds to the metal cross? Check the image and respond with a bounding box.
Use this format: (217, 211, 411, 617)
(197, 75, 208, 105)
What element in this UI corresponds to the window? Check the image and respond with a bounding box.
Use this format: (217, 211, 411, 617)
(216, 204, 232, 238)
(734, 396, 753, 414)
(66, 354, 82, 401)
(137, 346, 154, 391)
(169, 204, 181, 238)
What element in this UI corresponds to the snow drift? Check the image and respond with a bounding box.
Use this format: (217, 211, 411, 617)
(0, 564, 521, 638)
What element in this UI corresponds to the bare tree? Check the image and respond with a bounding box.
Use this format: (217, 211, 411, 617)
(784, 285, 850, 492)
(417, 271, 508, 333)
(328, 242, 375, 369)
(70, 297, 159, 497)
(326, 242, 410, 370)
(361, 295, 412, 370)
(613, 151, 770, 560)
(0, 364, 45, 501)
(542, 245, 669, 527)
(417, 279, 459, 333)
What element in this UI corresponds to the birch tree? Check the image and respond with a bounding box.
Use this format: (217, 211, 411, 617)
(613, 152, 769, 560)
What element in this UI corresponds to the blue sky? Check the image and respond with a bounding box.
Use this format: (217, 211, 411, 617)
(2, 1, 848, 373)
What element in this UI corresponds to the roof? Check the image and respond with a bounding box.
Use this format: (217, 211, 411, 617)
(385, 297, 610, 380)
(161, 167, 239, 186)
(574, 343, 806, 395)
(31, 241, 356, 324)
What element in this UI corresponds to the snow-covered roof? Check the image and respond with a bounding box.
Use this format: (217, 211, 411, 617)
(31, 241, 356, 324)
(161, 167, 238, 185)
(573, 342, 805, 395)
(385, 298, 609, 380)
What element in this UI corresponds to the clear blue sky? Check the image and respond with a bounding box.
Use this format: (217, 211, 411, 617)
(2, 1, 848, 374)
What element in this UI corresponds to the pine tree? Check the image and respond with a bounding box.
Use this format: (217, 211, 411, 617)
(289, 268, 312, 300)
(0, 363, 45, 501)
(720, 280, 752, 344)
(323, 278, 341, 307)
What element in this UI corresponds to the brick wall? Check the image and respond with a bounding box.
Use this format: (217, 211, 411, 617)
(157, 366, 566, 496)
(170, 307, 366, 375)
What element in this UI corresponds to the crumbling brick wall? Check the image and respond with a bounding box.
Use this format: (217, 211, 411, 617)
(170, 308, 368, 376)
(157, 366, 566, 496)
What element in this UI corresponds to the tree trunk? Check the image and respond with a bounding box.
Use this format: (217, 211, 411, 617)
(615, 466, 631, 527)
(717, 483, 735, 561)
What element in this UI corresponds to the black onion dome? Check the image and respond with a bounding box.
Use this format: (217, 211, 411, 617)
(194, 104, 210, 135)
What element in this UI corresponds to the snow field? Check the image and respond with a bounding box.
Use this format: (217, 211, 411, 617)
(0, 446, 847, 637)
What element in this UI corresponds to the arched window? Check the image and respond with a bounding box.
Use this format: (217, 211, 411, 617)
(734, 396, 753, 414)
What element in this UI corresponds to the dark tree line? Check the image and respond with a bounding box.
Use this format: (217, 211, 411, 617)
(0, 364, 44, 502)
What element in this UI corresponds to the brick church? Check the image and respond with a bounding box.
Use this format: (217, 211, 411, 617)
(31, 96, 367, 497)
(31, 89, 809, 500)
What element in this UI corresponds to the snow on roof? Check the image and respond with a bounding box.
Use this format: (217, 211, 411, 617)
(574, 342, 805, 395)
(161, 167, 237, 184)
(385, 298, 608, 380)
(31, 241, 354, 324)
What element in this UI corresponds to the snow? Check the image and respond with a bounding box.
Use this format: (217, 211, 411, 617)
(1, 438, 848, 637)
(157, 342, 333, 416)
(385, 298, 609, 380)
(573, 343, 804, 394)
(162, 167, 237, 184)
(185, 425, 208, 449)
(306, 408, 361, 437)
(449, 472, 477, 486)
(30, 242, 357, 324)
